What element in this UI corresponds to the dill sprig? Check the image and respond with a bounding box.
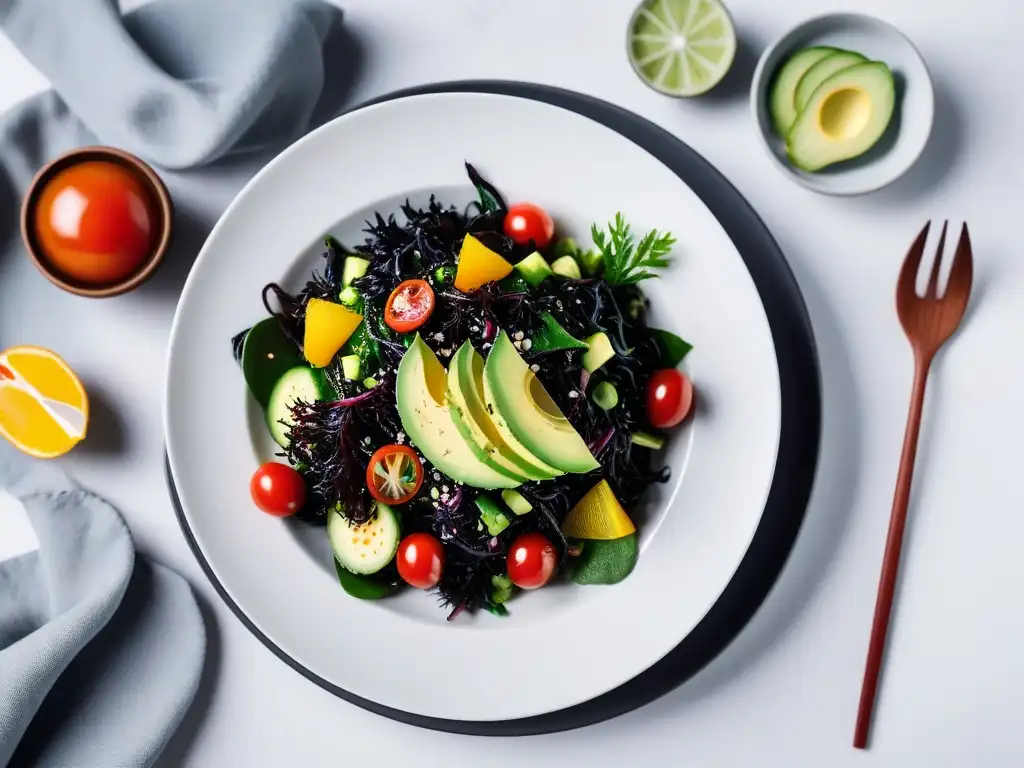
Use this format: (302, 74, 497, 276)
(591, 213, 675, 285)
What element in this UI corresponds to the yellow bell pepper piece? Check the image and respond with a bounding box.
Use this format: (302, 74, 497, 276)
(454, 234, 514, 293)
(303, 298, 363, 368)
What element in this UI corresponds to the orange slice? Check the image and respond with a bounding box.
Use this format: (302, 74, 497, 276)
(0, 346, 89, 458)
(562, 479, 636, 540)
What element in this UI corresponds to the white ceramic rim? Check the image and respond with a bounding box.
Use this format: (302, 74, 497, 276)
(165, 92, 782, 721)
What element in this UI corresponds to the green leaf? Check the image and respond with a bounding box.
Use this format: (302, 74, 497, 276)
(590, 213, 675, 286)
(530, 312, 590, 353)
(569, 534, 639, 585)
(650, 328, 693, 367)
(334, 560, 393, 600)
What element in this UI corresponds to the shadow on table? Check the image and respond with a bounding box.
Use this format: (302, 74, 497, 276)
(636, 247, 865, 723)
(153, 587, 223, 768)
(75, 383, 130, 457)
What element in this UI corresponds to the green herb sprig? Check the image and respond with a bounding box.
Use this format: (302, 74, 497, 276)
(591, 213, 675, 285)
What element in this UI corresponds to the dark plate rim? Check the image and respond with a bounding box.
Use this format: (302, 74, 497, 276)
(166, 79, 822, 736)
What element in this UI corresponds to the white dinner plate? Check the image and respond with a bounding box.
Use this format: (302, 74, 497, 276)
(165, 92, 782, 722)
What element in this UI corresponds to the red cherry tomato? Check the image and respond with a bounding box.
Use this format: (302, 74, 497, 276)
(34, 161, 156, 286)
(506, 533, 557, 590)
(385, 279, 435, 333)
(250, 462, 306, 517)
(397, 532, 446, 589)
(646, 369, 694, 429)
(503, 203, 555, 249)
(366, 444, 423, 505)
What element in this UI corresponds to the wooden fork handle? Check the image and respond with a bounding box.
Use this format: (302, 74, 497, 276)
(854, 351, 932, 749)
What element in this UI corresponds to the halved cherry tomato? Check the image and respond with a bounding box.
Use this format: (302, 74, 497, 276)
(385, 279, 435, 333)
(507, 533, 557, 590)
(397, 532, 445, 589)
(250, 462, 306, 517)
(504, 203, 555, 249)
(366, 444, 423, 505)
(646, 369, 694, 429)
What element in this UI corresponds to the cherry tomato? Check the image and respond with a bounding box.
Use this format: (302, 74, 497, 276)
(385, 279, 435, 333)
(397, 532, 446, 589)
(34, 161, 156, 286)
(646, 369, 694, 429)
(506, 533, 557, 590)
(250, 462, 306, 517)
(503, 203, 555, 249)
(366, 444, 423, 505)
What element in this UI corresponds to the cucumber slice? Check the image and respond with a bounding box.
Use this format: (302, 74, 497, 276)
(241, 318, 303, 408)
(631, 431, 666, 450)
(340, 354, 362, 380)
(328, 502, 400, 575)
(582, 332, 615, 373)
(551, 255, 582, 279)
(579, 248, 604, 277)
(476, 495, 511, 536)
(592, 381, 619, 410)
(338, 285, 361, 307)
(266, 367, 329, 447)
(342, 256, 371, 286)
(552, 237, 579, 258)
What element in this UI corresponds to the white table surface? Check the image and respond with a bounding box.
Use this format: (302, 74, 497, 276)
(2, 0, 1023, 765)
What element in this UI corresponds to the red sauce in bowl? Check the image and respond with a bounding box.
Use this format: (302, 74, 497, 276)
(33, 161, 156, 286)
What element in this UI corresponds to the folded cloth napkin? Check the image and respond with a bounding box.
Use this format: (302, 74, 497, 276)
(0, 0, 345, 765)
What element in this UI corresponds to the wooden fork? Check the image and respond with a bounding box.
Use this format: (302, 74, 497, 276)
(853, 221, 974, 749)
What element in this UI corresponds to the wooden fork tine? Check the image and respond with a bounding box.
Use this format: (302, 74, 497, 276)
(899, 221, 931, 300)
(946, 223, 974, 299)
(925, 221, 948, 299)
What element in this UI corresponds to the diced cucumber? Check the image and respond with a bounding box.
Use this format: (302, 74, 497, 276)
(328, 502, 400, 575)
(501, 489, 533, 516)
(340, 354, 362, 380)
(631, 431, 666, 450)
(266, 367, 329, 447)
(530, 312, 589, 354)
(241, 318, 303, 408)
(338, 285, 361, 307)
(592, 381, 619, 410)
(551, 255, 582, 279)
(490, 574, 514, 604)
(579, 248, 604, 276)
(362, 377, 378, 389)
(552, 237, 579, 258)
(434, 265, 455, 284)
(582, 332, 615, 373)
(342, 256, 370, 286)
(514, 251, 553, 287)
(476, 495, 511, 536)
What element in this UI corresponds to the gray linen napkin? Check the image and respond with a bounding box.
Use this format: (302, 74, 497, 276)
(0, 0, 346, 765)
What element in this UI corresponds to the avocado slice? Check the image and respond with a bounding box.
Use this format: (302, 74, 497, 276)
(396, 335, 522, 489)
(793, 50, 867, 113)
(786, 61, 896, 172)
(768, 46, 838, 136)
(482, 331, 600, 475)
(447, 341, 560, 481)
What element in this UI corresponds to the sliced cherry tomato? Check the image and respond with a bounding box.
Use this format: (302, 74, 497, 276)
(0, 364, 12, 380)
(366, 444, 423, 505)
(397, 532, 446, 589)
(385, 279, 435, 333)
(250, 461, 306, 517)
(646, 369, 694, 429)
(506, 533, 557, 590)
(504, 203, 555, 249)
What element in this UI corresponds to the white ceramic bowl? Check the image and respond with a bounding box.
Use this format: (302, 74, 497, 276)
(750, 13, 934, 196)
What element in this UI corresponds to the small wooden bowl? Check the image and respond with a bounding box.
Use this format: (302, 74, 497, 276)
(21, 146, 174, 298)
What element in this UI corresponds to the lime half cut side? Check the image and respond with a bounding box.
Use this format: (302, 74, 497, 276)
(627, 0, 737, 97)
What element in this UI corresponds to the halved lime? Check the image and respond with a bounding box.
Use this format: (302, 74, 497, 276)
(627, 0, 737, 97)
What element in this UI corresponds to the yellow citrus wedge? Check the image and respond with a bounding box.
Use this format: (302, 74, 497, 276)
(562, 479, 637, 540)
(0, 346, 89, 459)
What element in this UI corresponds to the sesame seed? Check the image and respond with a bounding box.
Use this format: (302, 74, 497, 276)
(430, 487, 440, 499)
(482, 343, 492, 350)
(432, 472, 441, 481)
(433, 332, 445, 342)
(568, 391, 579, 398)
(575, 299, 581, 304)
(396, 431, 406, 444)
(513, 341, 522, 350)
(521, 338, 532, 351)
(513, 331, 525, 341)
(530, 364, 540, 372)
(440, 493, 449, 503)
(442, 485, 450, 493)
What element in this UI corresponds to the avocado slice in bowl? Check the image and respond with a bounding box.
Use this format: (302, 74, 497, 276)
(793, 49, 867, 113)
(768, 46, 838, 136)
(447, 341, 561, 482)
(482, 331, 600, 475)
(786, 61, 896, 172)
(396, 335, 522, 489)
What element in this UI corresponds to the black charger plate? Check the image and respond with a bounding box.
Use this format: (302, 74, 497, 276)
(166, 80, 821, 736)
